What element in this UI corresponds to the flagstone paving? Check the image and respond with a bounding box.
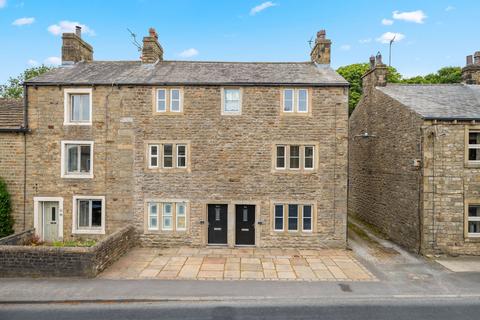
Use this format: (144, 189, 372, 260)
(99, 247, 376, 281)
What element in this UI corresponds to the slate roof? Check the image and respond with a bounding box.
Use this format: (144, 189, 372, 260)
(0, 99, 24, 130)
(25, 60, 348, 87)
(377, 84, 480, 120)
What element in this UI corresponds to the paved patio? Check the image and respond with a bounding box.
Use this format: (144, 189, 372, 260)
(99, 247, 375, 281)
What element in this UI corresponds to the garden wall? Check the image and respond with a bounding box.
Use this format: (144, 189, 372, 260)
(0, 225, 137, 278)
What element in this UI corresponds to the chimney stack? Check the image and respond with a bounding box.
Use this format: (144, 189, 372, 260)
(310, 29, 331, 65)
(142, 27, 163, 63)
(61, 26, 93, 64)
(462, 51, 480, 85)
(361, 52, 388, 90)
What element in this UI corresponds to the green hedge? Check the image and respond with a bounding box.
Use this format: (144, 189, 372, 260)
(0, 178, 14, 238)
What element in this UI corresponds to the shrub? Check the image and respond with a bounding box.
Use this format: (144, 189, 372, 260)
(0, 178, 14, 238)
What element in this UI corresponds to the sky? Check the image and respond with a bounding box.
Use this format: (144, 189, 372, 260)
(0, 0, 478, 83)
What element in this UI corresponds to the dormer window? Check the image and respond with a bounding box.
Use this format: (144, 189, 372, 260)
(64, 88, 92, 125)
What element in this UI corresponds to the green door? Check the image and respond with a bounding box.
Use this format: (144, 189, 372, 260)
(43, 201, 59, 242)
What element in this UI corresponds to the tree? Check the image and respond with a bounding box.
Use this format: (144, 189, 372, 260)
(336, 63, 401, 114)
(0, 65, 52, 99)
(0, 178, 14, 238)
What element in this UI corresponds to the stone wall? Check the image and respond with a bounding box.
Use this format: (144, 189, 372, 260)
(422, 123, 480, 255)
(0, 225, 136, 278)
(0, 229, 33, 245)
(349, 87, 424, 252)
(0, 132, 25, 233)
(26, 84, 348, 249)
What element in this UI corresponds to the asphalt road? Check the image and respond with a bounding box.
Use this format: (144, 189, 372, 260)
(1, 299, 480, 320)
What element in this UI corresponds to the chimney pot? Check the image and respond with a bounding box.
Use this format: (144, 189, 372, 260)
(369, 55, 375, 69)
(316, 30, 326, 41)
(475, 51, 480, 65)
(75, 26, 82, 38)
(466, 55, 473, 66)
(375, 52, 383, 65)
(149, 28, 158, 39)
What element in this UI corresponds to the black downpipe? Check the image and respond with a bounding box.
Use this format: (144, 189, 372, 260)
(22, 84, 28, 231)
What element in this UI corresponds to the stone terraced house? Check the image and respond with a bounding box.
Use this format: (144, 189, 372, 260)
(349, 52, 480, 256)
(9, 27, 349, 248)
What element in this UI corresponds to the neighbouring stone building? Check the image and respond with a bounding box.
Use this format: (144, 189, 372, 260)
(10, 27, 348, 248)
(0, 99, 26, 231)
(349, 52, 480, 256)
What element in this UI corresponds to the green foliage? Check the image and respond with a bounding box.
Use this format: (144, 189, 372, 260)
(0, 178, 14, 238)
(337, 64, 462, 114)
(336, 63, 401, 114)
(0, 65, 53, 99)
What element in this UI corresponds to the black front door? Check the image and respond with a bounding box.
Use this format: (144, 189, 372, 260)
(235, 205, 255, 245)
(208, 204, 228, 245)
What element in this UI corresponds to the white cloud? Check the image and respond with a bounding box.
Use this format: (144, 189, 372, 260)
(44, 56, 61, 65)
(392, 10, 427, 24)
(382, 18, 394, 26)
(359, 38, 372, 44)
(376, 32, 405, 44)
(340, 44, 351, 51)
(47, 21, 95, 36)
(445, 6, 455, 12)
(0, 0, 6, 9)
(179, 48, 199, 58)
(27, 59, 39, 66)
(250, 1, 276, 15)
(12, 17, 35, 26)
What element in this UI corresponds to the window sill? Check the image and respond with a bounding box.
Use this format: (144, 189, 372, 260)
(465, 162, 480, 169)
(62, 174, 94, 179)
(221, 112, 242, 116)
(72, 229, 105, 235)
(63, 122, 93, 126)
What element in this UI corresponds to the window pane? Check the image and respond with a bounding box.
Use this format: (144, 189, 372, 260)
(78, 200, 89, 228)
(274, 204, 284, 230)
(290, 146, 300, 169)
(176, 203, 186, 230)
(150, 145, 158, 167)
(469, 132, 480, 145)
(304, 146, 314, 169)
(469, 149, 480, 161)
(276, 146, 285, 168)
(298, 89, 308, 112)
(303, 205, 312, 231)
(288, 204, 298, 231)
(150, 145, 158, 156)
(163, 203, 173, 230)
(149, 203, 158, 229)
(163, 144, 173, 168)
(284, 90, 293, 112)
(67, 145, 78, 172)
(177, 145, 186, 168)
(91, 200, 102, 227)
(469, 205, 480, 217)
(80, 145, 91, 172)
(469, 221, 480, 234)
(71, 95, 90, 122)
(157, 90, 166, 112)
(224, 89, 240, 112)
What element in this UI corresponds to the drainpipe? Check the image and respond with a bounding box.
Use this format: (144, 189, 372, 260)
(22, 83, 29, 231)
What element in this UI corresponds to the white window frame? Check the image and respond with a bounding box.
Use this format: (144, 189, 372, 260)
(289, 145, 301, 170)
(162, 202, 173, 231)
(148, 144, 159, 169)
(304, 145, 315, 170)
(276, 145, 286, 170)
(283, 89, 294, 113)
(176, 144, 187, 168)
(156, 89, 167, 112)
(287, 204, 299, 232)
(163, 144, 174, 168)
(221, 88, 242, 115)
(467, 203, 480, 238)
(468, 130, 480, 164)
(148, 202, 159, 231)
(302, 204, 313, 232)
(64, 88, 93, 126)
(274, 204, 285, 232)
(296, 89, 309, 113)
(176, 202, 187, 231)
(72, 195, 105, 235)
(61, 140, 94, 179)
(170, 89, 182, 112)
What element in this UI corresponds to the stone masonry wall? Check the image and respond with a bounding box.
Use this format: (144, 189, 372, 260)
(0, 229, 33, 245)
(422, 123, 480, 255)
(0, 225, 136, 278)
(25, 84, 348, 249)
(0, 132, 25, 233)
(349, 88, 424, 252)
